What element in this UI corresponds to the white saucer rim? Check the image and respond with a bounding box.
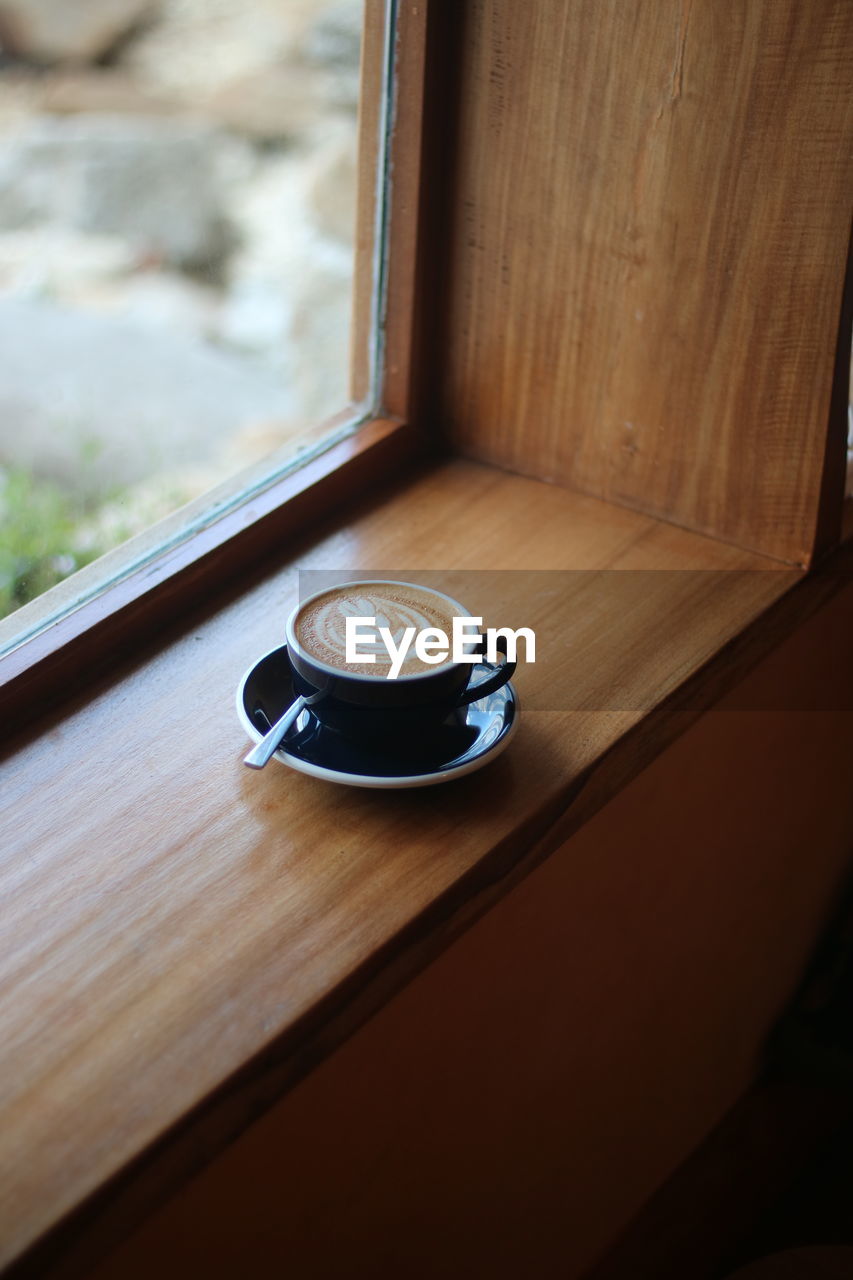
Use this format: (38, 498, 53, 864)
(236, 646, 519, 789)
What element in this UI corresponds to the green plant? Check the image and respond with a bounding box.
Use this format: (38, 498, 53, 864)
(0, 467, 105, 620)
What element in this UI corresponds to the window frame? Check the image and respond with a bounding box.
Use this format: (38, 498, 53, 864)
(0, 0, 431, 736)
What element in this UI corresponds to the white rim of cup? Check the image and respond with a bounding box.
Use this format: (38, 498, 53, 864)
(285, 579, 478, 683)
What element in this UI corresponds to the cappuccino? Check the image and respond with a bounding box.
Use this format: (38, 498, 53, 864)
(294, 582, 464, 676)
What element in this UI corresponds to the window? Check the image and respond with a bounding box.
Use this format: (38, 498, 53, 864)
(0, 0, 412, 697)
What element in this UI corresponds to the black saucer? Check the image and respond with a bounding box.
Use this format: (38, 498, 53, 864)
(237, 646, 519, 788)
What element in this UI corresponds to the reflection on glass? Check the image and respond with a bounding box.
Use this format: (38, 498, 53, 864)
(0, 0, 364, 623)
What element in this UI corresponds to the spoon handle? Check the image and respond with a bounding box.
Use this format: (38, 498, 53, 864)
(243, 696, 306, 769)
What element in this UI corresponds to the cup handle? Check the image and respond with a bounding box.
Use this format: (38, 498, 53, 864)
(454, 634, 517, 706)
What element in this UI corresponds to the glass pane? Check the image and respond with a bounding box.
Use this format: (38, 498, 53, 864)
(0, 0, 371, 636)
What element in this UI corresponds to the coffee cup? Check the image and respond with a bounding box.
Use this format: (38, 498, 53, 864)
(283, 580, 517, 742)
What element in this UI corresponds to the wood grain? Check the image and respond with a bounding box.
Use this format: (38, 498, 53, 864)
(84, 590, 853, 1279)
(0, 459, 849, 1277)
(377, 0, 431, 420)
(348, 0, 386, 405)
(434, 0, 853, 564)
(351, 0, 431, 418)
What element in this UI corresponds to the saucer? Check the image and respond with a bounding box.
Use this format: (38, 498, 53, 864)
(236, 645, 519, 789)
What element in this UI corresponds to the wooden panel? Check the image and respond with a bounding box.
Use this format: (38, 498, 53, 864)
(353, 0, 432, 419)
(348, 0, 386, 405)
(86, 583, 853, 1280)
(0, 460, 849, 1277)
(436, 0, 853, 564)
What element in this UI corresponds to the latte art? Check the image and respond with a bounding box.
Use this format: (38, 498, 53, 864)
(294, 584, 464, 675)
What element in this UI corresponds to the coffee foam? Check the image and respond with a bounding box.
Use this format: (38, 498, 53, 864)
(294, 583, 464, 675)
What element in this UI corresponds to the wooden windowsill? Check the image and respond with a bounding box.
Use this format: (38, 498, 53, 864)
(1, 458, 850, 1278)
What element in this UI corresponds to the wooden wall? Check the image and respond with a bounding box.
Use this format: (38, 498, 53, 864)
(432, 0, 853, 566)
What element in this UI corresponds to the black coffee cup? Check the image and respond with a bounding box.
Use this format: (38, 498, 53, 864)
(284, 580, 517, 742)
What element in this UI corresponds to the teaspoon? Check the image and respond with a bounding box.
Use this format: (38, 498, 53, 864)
(243, 691, 323, 769)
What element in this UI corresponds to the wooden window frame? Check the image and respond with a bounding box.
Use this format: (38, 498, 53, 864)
(0, 0, 431, 736)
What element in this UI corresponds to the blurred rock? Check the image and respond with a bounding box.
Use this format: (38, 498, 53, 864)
(0, 226, 134, 296)
(218, 278, 291, 355)
(0, 69, 50, 130)
(0, 0, 157, 66)
(305, 128, 357, 243)
(303, 2, 361, 71)
(206, 63, 326, 144)
(122, 0, 318, 101)
(66, 268, 221, 339)
(225, 134, 354, 419)
(284, 244, 353, 425)
(37, 69, 180, 117)
(0, 227, 220, 340)
(302, 1, 362, 109)
(0, 297, 298, 498)
(0, 114, 248, 270)
(120, 0, 361, 113)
